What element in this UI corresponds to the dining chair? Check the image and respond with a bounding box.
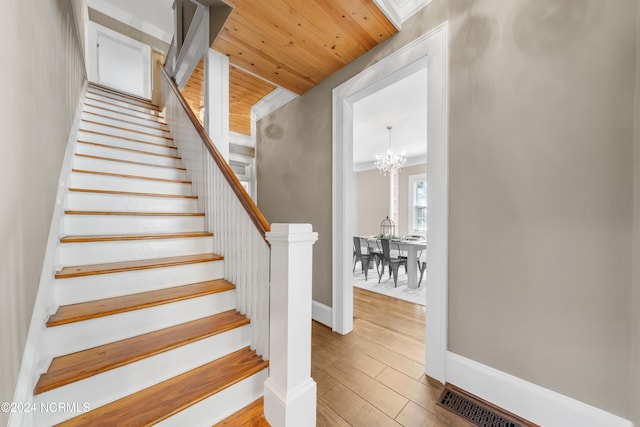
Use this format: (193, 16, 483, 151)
(392, 240, 408, 274)
(367, 239, 384, 276)
(353, 236, 373, 281)
(379, 239, 407, 287)
(417, 259, 426, 287)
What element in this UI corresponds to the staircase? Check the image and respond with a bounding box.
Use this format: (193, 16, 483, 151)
(32, 83, 269, 426)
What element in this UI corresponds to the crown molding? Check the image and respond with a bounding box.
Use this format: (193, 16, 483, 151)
(252, 87, 298, 122)
(372, 0, 433, 29)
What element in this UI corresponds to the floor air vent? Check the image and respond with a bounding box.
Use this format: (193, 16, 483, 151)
(437, 385, 538, 427)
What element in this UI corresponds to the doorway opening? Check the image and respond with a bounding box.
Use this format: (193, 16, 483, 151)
(352, 62, 428, 305)
(332, 22, 449, 381)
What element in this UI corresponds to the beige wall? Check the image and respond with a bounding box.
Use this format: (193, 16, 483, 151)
(258, 0, 638, 419)
(357, 169, 388, 236)
(357, 164, 426, 236)
(0, 0, 86, 424)
(632, 1, 640, 423)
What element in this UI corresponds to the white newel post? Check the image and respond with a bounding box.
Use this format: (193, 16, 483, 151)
(204, 47, 229, 161)
(264, 224, 318, 427)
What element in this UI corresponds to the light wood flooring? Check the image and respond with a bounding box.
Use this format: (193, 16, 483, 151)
(312, 287, 475, 427)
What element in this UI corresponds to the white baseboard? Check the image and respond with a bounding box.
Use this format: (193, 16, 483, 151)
(446, 352, 634, 427)
(312, 300, 332, 328)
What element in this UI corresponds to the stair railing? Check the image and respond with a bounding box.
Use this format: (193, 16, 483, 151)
(159, 65, 270, 357)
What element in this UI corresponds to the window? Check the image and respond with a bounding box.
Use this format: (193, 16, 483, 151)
(408, 174, 427, 235)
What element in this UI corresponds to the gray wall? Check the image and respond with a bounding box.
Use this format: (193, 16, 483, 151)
(632, 1, 640, 423)
(258, 0, 638, 419)
(0, 0, 86, 424)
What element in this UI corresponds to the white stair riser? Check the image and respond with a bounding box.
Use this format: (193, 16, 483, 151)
(66, 192, 198, 213)
(82, 111, 169, 135)
(81, 122, 173, 145)
(155, 369, 268, 427)
(83, 104, 166, 127)
(54, 261, 225, 305)
(58, 236, 214, 265)
(78, 131, 177, 156)
(68, 172, 192, 195)
(34, 325, 251, 427)
(76, 142, 182, 168)
(85, 94, 162, 116)
(45, 290, 237, 357)
(62, 214, 204, 235)
(86, 90, 155, 110)
(73, 156, 187, 181)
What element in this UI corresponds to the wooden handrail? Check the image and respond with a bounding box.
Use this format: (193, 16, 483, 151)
(159, 65, 271, 241)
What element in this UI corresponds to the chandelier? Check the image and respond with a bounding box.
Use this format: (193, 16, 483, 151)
(374, 126, 407, 175)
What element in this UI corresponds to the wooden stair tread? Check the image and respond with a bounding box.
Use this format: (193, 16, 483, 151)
(55, 253, 223, 279)
(56, 347, 268, 426)
(86, 90, 158, 110)
(68, 188, 197, 199)
(75, 153, 186, 170)
(214, 398, 270, 427)
(64, 210, 203, 216)
(60, 232, 212, 243)
(84, 103, 167, 124)
(84, 111, 170, 133)
(47, 279, 233, 326)
(87, 83, 155, 105)
(79, 129, 176, 148)
(77, 140, 181, 159)
(71, 168, 190, 184)
(85, 94, 162, 114)
(37, 309, 247, 394)
(82, 119, 174, 140)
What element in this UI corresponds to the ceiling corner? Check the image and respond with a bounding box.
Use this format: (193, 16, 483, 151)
(372, 0, 433, 28)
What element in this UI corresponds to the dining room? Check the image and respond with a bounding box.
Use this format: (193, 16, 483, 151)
(351, 65, 428, 306)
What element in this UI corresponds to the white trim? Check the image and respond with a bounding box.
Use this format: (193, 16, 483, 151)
(174, 5, 207, 89)
(312, 300, 333, 328)
(204, 48, 230, 162)
(408, 173, 427, 236)
(446, 352, 635, 427)
(8, 82, 88, 427)
(332, 22, 449, 382)
(87, 22, 152, 99)
(230, 131, 254, 148)
(87, 0, 173, 43)
(372, 0, 434, 29)
(252, 87, 298, 122)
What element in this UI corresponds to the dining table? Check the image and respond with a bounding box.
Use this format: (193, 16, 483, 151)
(359, 236, 426, 289)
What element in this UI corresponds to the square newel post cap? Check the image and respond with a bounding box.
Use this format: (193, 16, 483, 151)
(266, 224, 318, 245)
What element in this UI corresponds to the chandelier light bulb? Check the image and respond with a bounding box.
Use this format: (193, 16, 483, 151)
(374, 125, 407, 175)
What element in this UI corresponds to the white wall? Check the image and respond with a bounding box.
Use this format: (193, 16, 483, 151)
(0, 1, 85, 424)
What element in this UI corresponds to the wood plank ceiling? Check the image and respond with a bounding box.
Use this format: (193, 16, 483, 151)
(182, 0, 397, 135)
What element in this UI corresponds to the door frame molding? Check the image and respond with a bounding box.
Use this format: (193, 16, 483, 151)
(331, 21, 449, 381)
(87, 21, 152, 99)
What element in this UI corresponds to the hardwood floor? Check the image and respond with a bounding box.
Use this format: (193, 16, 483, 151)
(313, 287, 475, 427)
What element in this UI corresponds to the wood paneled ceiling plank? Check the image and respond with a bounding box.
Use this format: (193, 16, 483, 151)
(312, 0, 395, 50)
(215, 31, 316, 93)
(228, 1, 345, 68)
(229, 67, 276, 94)
(224, 8, 345, 78)
(244, 0, 360, 64)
